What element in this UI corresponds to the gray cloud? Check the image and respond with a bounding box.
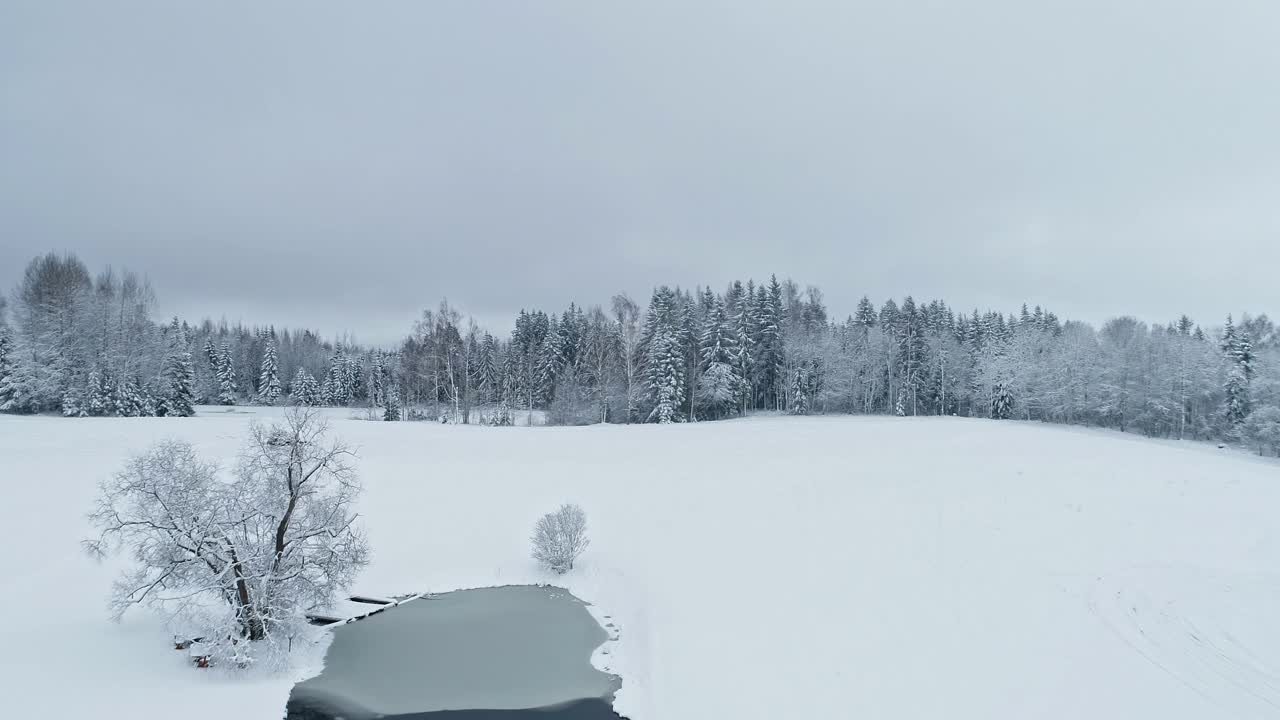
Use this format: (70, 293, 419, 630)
(2, 0, 1277, 344)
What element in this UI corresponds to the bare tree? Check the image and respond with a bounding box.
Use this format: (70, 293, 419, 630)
(611, 294, 641, 423)
(531, 503, 590, 574)
(85, 407, 368, 665)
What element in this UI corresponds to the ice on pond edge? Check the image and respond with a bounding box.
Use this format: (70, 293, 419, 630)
(286, 585, 626, 719)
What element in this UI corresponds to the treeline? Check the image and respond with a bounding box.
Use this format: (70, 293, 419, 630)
(2, 252, 1279, 455)
(403, 278, 1278, 449)
(0, 253, 391, 418)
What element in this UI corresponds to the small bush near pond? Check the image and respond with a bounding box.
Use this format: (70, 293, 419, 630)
(532, 504, 590, 574)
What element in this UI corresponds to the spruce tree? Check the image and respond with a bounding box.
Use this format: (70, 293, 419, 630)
(534, 320, 562, 407)
(991, 382, 1014, 419)
(0, 324, 16, 412)
(753, 276, 785, 409)
(323, 346, 348, 405)
(853, 296, 878, 328)
(477, 334, 499, 403)
(203, 338, 219, 401)
(290, 367, 322, 406)
(643, 287, 685, 423)
(342, 351, 362, 404)
(163, 351, 196, 417)
(165, 360, 196, 417)
(86, 368, 109, 416)
(1221, 316, 1254, 429)
(730, 282, 756, 413)
(140, 388, 158, 417)
(368, 352, 386, 407)
(112, 378, 133, 417)
(257, 336, 281, 405)
(383, 383, 402, 421)
(789, 365, 810, 415)
(216, 343, 237, 405)
(61, 385, 87, 417)
(157, 318, 196, 417)
(698, 296, 741, 418)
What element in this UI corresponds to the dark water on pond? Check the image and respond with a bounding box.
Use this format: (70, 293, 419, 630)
(286, 586, 626, 720)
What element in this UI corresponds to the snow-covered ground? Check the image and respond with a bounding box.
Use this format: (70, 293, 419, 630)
(3, 408, 1279, 719)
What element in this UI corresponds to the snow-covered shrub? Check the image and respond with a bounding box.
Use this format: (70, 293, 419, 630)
(531, 504, 590, 574)
(489, 403, 515, 426)
(1243, 406, 1280, 456)
(548, 367, 595, 426)
(85, 407, 368, 668)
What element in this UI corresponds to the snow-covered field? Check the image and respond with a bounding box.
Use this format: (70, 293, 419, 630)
(3, 408, 1279, 719)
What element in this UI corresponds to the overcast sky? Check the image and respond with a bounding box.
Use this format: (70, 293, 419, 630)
(2, 1, 1277, 344)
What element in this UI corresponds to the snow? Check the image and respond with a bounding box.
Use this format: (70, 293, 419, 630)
(2, 408, 1279, 719)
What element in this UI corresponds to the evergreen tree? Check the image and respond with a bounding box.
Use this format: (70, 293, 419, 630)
(698, 296, 741, 418)
(323, 346, 349, 405)
(753, 276, 785, 409)
(853, 296, 878, 328)
(644, 287, 686, 423)
(290, 367, 323, 406)
(991, 382, 1015, 419)
(0, 322, 12, 412)
(476, 333, 499, 403)
(86, 367, 109, 416)
(534, 320, 562, 407)
(383, 383, 402, 421)
(216, 343, 237, 405)
(257, 335, 282, 405)
(160, 320, 196, 417)
(730, 282, 756, 413)
(789, 365, 810, 415)
(139, 387, 158, 417)
(203, 338, 220, 401)
(368, 352, 386, 407)
(342, 351, 362, 403)
(1221, 315, 1254, 428)
(899, 296, 925, 415)
(61, 384, 87, 417)
(112, 377, 135, 417)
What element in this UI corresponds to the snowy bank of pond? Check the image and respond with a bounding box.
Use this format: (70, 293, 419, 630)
(286, 585, 624, 719)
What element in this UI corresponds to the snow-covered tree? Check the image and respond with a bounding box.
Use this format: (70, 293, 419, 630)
(789, 364, 810, 415)
(1221, 316, 1255, 429)
(257, 336, 282, 405)
(611, 294, 643, 422)
(85, 408, 368, 666)
(1243, 406, 1280, 456)
(290, 367, 323, 406)
(991, 381, 1015, 420)
(61, 384, 88, 417)
(0, 312, 13, 412)
(85, 368, 109, 416)
(323, 346, 350, 406)
(383, 383, 401, 421)
(531, 503, 590, 574)
(698, 296, 741, 419)
(212, 343, 237, 405)
(110, 377, 140, 417)
(643, 287, 686, 423)
(159, 319, 196, 417)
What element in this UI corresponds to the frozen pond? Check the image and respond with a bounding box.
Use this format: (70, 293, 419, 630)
(286, 585, 624, 719)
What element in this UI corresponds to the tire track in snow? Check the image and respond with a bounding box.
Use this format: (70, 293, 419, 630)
(1088, 566, 1280, 718)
